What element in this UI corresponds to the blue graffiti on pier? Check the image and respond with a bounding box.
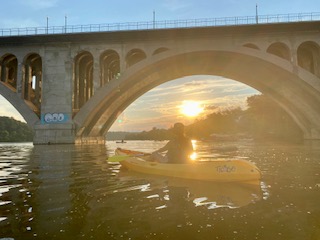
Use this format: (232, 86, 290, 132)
(41, 113, 69, 124)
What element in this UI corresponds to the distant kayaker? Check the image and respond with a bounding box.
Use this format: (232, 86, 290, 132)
(151, 122, 194, 163)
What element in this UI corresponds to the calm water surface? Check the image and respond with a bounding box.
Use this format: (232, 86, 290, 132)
(0, 140, 319, 240)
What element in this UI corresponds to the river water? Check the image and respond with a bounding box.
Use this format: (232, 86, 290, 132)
(0, 140, 319, 240)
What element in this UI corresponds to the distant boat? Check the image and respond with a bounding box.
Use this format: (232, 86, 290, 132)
(116, 140, 127, 143)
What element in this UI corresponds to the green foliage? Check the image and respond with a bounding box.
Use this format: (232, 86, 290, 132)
(0, 117, 33, 142)
(125, 127, 173, 140)
(242, 94, 303, 141)
(188, 107, 243, 139)
(0, 94, 303, 143)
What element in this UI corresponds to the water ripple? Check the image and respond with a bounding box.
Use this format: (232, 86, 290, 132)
(0, 141, 319, 239)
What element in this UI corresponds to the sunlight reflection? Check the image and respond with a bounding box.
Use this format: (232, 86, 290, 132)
(190, 152, 197, 161)
(191, 139, 198, 149)
(190, 140, 198, 161)
(193, 197, 237, 209)
(155, 205, 167, 210)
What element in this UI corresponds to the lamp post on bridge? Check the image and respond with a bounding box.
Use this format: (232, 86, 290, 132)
(65, 15, 67, 33)
(46, 16, 49, 34)
(256, 4, 259, 24)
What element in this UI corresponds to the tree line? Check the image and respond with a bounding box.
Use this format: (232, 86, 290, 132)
(123, 94, 303, 143)
(1, 93, 303, 143)
(0, 117, 33, 142)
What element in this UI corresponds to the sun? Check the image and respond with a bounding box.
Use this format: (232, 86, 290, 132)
(179, 100, 204, 117)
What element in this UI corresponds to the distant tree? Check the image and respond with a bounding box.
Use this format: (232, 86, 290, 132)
(0, 117, 33, 142)
(187, 107, 243, 139)
(243, 94, 302, 141)
(125, 127, 172, 140)
(0, 130, 10, 141)
(110, 94, 302, 142)
(186, 94, 302, 142)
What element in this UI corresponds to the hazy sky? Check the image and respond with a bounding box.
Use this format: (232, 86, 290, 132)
(0, 0, 319, 131)
(112, 76, 258, 131)
(0, 0, 319, 28)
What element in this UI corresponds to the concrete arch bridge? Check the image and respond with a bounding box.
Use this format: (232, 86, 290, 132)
(0, 21, 320, 144)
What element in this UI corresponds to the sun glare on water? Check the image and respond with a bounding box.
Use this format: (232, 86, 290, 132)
(179, 100, 204, 117)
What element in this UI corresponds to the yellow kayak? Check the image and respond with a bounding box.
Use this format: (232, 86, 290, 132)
(115, 148, 261, 184)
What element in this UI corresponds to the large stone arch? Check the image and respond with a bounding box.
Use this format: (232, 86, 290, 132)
(0, 84, 39, 128)
(74, 47, 320, 140)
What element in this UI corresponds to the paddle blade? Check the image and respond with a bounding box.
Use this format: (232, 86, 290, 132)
(107, 155, 130, 162)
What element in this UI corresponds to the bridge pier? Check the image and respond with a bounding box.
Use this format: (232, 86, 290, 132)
(307, 128, 320, 141)
(74, 136, 106, 145)
(33, 123, 106, 145)
(33, 123, 76, 144)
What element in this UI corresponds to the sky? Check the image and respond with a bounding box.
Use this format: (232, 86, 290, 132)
(0, 0, 319, 131)
(113, 76, 258, 131)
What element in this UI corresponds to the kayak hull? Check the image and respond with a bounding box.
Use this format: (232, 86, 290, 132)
(116, 148, 261, 184)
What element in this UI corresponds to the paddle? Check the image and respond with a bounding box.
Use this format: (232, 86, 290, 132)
(107, 153, 151, 162)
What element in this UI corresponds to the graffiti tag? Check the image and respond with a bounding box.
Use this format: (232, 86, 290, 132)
(41, 113, 69, 124)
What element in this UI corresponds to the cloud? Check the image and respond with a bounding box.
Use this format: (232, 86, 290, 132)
(116, 112, 181, 132)
(111, 75, 261, 131)
(204, 105, 219, 111)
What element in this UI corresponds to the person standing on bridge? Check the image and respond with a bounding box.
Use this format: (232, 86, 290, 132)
(151, 122, 194, 163)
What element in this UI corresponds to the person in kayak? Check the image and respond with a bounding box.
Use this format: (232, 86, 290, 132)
(151, 122, 194, 163)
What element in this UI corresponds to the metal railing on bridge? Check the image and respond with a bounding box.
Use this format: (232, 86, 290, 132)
(1, 12, 320, 37)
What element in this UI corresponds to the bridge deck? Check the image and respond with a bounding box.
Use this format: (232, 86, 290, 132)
(1, 21, 320, 46)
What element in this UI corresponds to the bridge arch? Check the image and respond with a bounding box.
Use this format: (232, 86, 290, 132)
(153, 47, 169, 55)
(243, 43, 260, 50)
(0, 52, 40, 128)
(74, 46, 320, 141)
(23, 53, 42, 115)
(0, 53, 18, 91)
(297, 41, 320, 77)
(100, 50, 120, 86)
(126, 48, 147, 68)
(0, 87, 39, 127)
(73, 51, 93, 113)
(267, 42, 291, 61)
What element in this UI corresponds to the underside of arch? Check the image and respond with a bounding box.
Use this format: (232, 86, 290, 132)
(0, 86, 39, 128)
(74, 49, 320, 140)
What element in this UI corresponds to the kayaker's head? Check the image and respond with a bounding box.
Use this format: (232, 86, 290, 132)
(173, 122, 185, 136)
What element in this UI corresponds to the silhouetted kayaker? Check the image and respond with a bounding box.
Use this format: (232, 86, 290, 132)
(152, 122, 193, 163)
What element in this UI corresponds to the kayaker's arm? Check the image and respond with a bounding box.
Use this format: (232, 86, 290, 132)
(153, 142, 170, 153)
